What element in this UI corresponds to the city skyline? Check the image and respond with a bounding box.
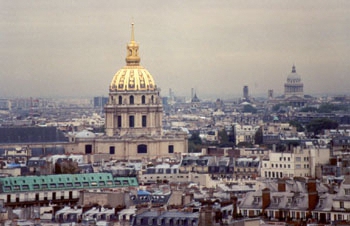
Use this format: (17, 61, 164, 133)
(1, 0, 350, 99)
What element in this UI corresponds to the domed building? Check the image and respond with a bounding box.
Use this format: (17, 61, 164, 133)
(284, 65, 304, 98)
(283, 65, 306, 107)
(105, 23, 161, 137)
(67, 24, 188, 159)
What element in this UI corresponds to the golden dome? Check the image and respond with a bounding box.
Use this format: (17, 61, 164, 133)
(110, 23, 156, 91)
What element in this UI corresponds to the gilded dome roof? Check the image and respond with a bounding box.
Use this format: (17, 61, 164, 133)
(110, 23, 156, 92)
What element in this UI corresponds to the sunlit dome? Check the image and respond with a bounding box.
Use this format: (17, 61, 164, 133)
(110, 23, 156, 92)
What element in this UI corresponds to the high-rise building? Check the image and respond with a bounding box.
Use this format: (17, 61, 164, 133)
(243, 85, 249, 100)
(268, 89, 273, 99)
(93, 96, 108, 109)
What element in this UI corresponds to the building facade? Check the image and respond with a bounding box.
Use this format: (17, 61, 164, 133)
(66, 24, 188, 159)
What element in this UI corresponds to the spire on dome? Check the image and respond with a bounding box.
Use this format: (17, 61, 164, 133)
(131, 22, 135, 42)
(292, 65, 296, 73)
(125, 22, 140, 66)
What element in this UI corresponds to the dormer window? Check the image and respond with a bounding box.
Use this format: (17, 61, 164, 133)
(253, 196, 260, 203)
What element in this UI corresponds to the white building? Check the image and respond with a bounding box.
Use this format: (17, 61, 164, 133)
(261, 143, 330, 179)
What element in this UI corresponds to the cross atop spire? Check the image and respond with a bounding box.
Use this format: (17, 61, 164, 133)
(131, 22, 135, 42)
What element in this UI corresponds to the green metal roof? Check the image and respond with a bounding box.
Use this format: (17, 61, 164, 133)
(0, 173, 138, 193)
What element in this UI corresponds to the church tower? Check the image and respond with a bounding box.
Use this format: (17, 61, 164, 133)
(105, 23, 163, 137)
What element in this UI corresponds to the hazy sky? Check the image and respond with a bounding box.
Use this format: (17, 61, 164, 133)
(1, 1, 350, 99)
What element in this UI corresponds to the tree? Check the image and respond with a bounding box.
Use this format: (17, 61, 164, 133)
(218, 129, 229, 144)
(318, 103, 347, 113)
(228, 125, 236, 145)
(188, 131, 203, 152)
(242, 105, 257, 113)
(189, 132, 202, 145)
(254, 126, 263, 145)
(306, 118, 338, 135)
(300, 106, 318, 113)
(289, 120, 305, 132)
(55, 159, 80, 174)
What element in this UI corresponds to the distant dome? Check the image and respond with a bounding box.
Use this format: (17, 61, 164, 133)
(75, 130, 96, 138)
(109, 23, 156, 92)
(287, 65, 301, 83)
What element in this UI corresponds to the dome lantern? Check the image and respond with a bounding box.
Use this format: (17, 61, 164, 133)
(125, 23, 140, 66)
(109, 23, 156, 92)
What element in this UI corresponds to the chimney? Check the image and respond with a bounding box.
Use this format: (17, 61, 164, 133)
(262, 188, 270, 213)
(278, 179, 286, 192)
(307, 179, 318, 212)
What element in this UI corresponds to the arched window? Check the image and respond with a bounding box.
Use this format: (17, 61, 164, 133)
(130, 95, 134, 104)
(137, 144, 147, 154)
(142, 95, 146, 104)
(142, 115, 147, 127)
(129, 115, 134, 128)
(118, 96, 122, 105)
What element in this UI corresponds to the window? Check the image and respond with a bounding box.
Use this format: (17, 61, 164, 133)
(338, 214, 343, 220)
(345, 189, 350, 195)
(340, 201, 344, 208)
(129, 95, 134, 104)
(85, 144, 92, 154)
(296, 157, 301, 162)
(109, 146, 115, 154)
(168, 145, 174, 153)
(138, 144, 147, 154)
(129, 115, 134, 128)
(142, 95, 146, 104)
(118, 96, 122, 104)
(296, 164, 301, 169)
(142, 115, 147, 127)
(118, 116, 122, 128)
(4, 186, 11, 191)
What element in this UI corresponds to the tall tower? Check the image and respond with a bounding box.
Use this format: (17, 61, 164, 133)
(104, 23, 163, 137)
(284, 65, 304, 98)
(243, 85, 249, 100)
